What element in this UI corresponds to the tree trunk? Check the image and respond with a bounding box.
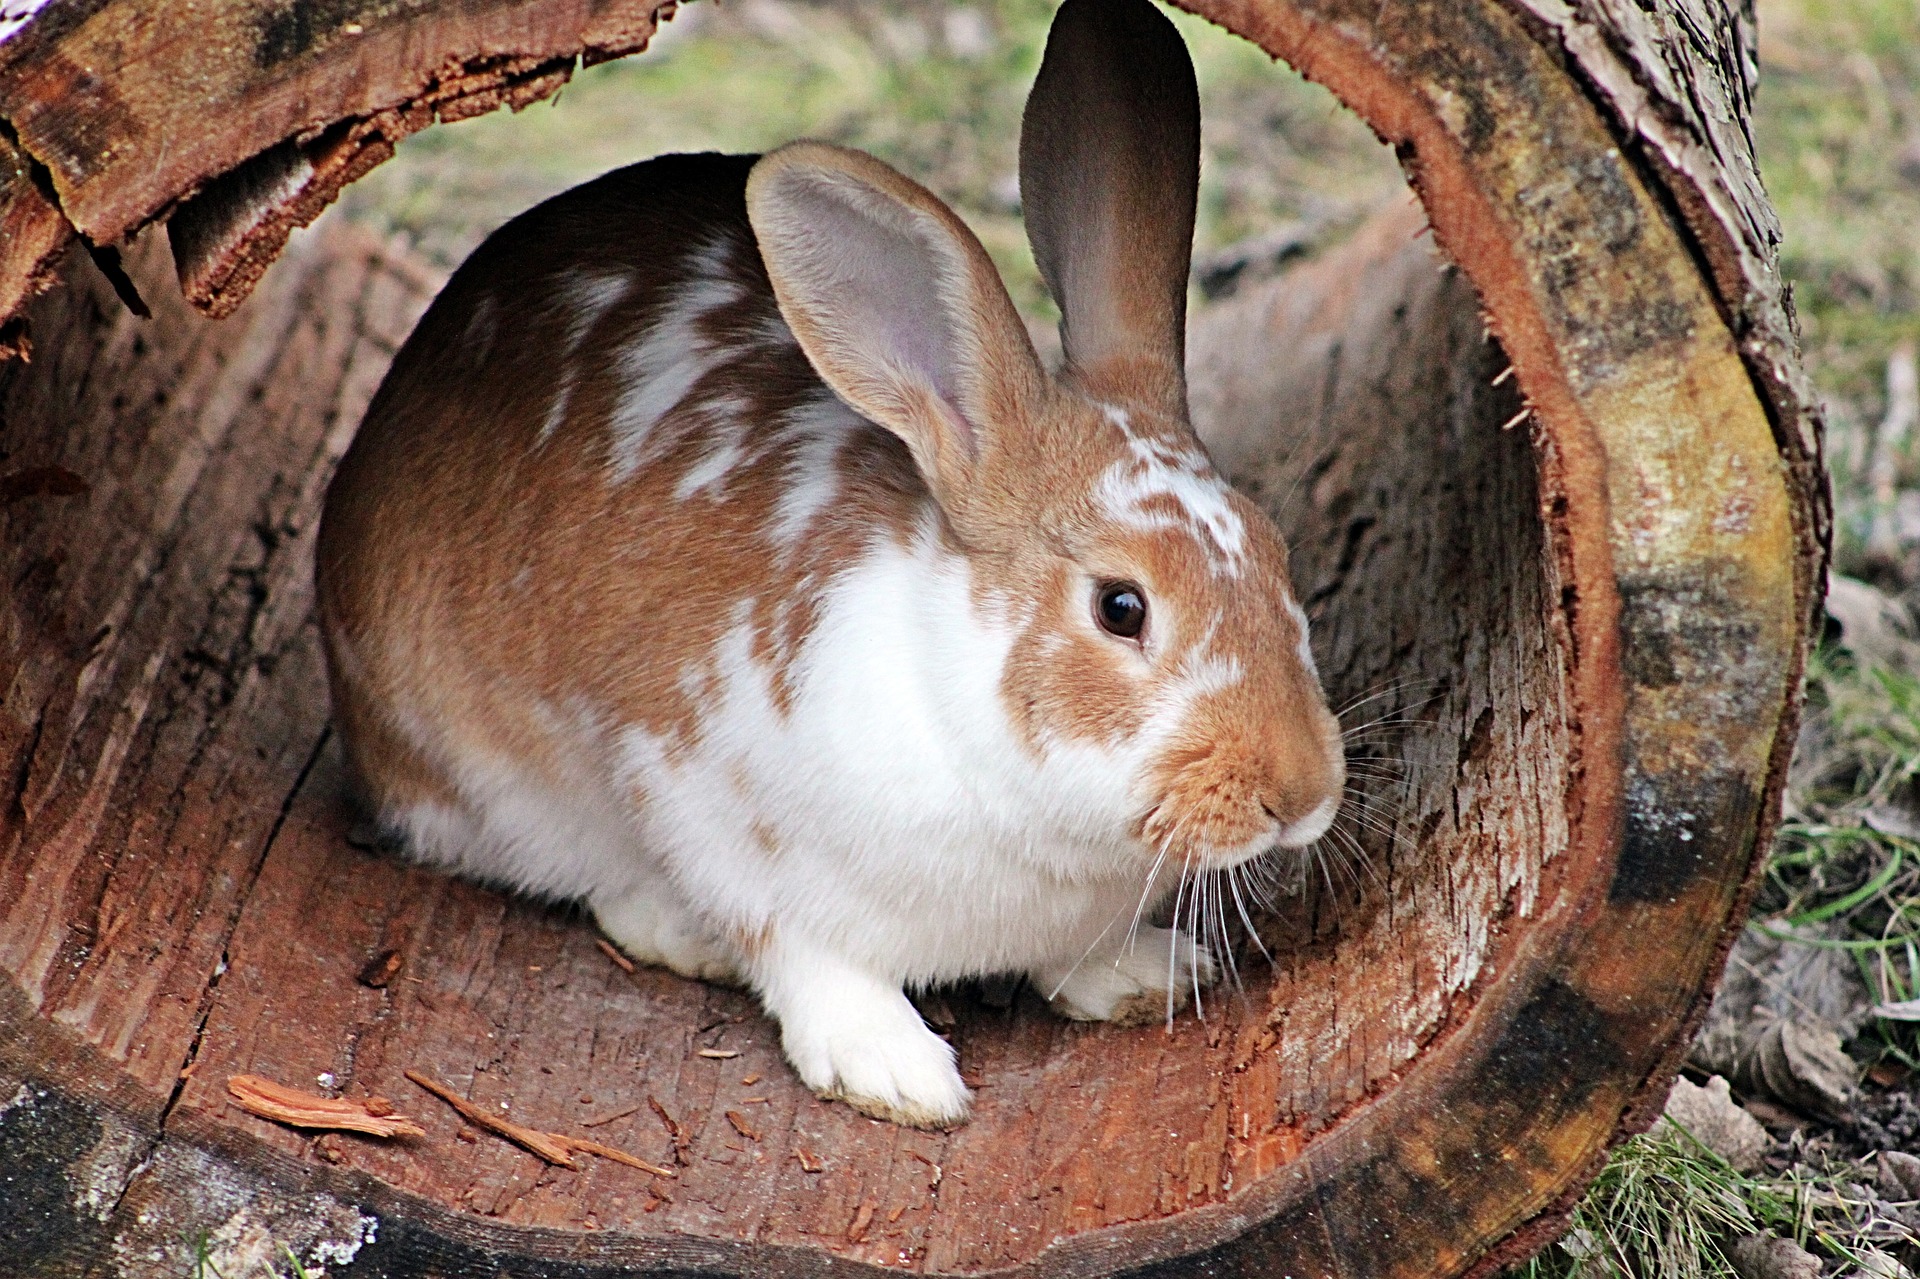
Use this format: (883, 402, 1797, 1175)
(0, 2, 1823, 1276)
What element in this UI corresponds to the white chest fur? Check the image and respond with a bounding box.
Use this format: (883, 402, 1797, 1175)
(611, 527, 1160, 987)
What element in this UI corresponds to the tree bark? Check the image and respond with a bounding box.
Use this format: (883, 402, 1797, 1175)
(0, 0, 676, 326)
(0, 1, 1823, 1276)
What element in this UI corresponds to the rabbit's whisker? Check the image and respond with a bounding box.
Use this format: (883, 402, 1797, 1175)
(1333, 677, 1440, 721)
(1126, 842, 1172, 958)
(1044, 897, 1129, 1003)
(1228, 862, 1274, 969)
(1166, 850, 1197, 1027)
(1341, 713, 1438, 739)
(1327, 823, 1383, 890)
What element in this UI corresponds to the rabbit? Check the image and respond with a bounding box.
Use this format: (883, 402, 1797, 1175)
(314, 0, 1344, 1129)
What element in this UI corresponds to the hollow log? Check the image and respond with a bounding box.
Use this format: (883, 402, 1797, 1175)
(0, 1, 1824, 1276)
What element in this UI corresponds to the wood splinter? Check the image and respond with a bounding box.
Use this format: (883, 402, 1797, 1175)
(595, 938, 636, 973)
(582, 1102, 643, 1128)
(649, 1095, 692, 1165)
(405, 1069, 675, 1177)
(226, 1075, 425, 1138)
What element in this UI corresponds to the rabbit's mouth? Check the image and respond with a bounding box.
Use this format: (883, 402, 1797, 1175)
(1268, 794, 1340, 849)
(1137, 732, 1347, 871)
(1137, 775, 1343, 874)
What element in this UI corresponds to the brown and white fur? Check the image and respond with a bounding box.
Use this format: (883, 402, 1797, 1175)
(315, 0, 1343, 1128)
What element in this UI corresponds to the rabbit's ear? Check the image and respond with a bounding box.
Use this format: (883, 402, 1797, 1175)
(747, 142, 1045, 512)
(1020, 0, 1199, 414)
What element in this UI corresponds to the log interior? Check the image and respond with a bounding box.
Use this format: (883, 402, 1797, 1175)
(1191, 201, 1571, 1165)
(0, 176, 1565, 1271)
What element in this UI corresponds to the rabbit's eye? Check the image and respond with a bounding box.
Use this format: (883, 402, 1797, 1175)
(1095, 582, 1147, 640)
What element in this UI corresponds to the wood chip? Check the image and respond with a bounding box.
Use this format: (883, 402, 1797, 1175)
(1870, 1059, 1912, 1087)
(595, 938, 635, 973)
(847, 1201, 875, 1242)
(582, 1103, 642, 1128)
(740, 1074, 761, 1086)
(888, 1204, 907, 1223)
(909, 1149, 943, 1189)
(357, 949, 403, 988)
(725, 1109, 760, 1141)
(649, 1095, 691, 1165)
(226, 1075, 425, 1139)
(363, 1096, 396, 1117)
(697, 1048, 739, 1059)
(404, 1070, 676, 1177)
(0, 464, 89, 502)
(794, 1147, 824, 1173)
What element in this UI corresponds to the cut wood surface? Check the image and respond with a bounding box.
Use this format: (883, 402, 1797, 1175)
(0, 0, 1824, 1275)
(0, 129, 72, 358)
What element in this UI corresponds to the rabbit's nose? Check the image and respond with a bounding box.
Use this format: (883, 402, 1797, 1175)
(1261, 714, 1345, 846)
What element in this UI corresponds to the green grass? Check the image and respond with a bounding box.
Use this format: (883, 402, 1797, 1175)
(187, 1234, 315, 1279)
(1517, 1118, 1915, 1278)
(1761, 647, 1920, 1068)
(1517, 1123, 1779, 1279)
(187, 1236, 311, 1275)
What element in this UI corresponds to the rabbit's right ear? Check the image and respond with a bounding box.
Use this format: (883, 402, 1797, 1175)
(1020, 0, 1199, 415)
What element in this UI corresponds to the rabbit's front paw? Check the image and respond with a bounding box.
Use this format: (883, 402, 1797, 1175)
(1032, 925, 1218, 1027)
(764, 962, 970, 1128)
(786, 996, 970, 1128)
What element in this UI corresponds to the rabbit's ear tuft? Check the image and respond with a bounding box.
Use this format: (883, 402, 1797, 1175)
(747, 142, 1044, 513)
(1019, 0, 1199, 414)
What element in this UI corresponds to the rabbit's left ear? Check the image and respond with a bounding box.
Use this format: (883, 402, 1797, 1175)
(747, 142, 1045, 517)
(1019, 0, 1199, 415)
